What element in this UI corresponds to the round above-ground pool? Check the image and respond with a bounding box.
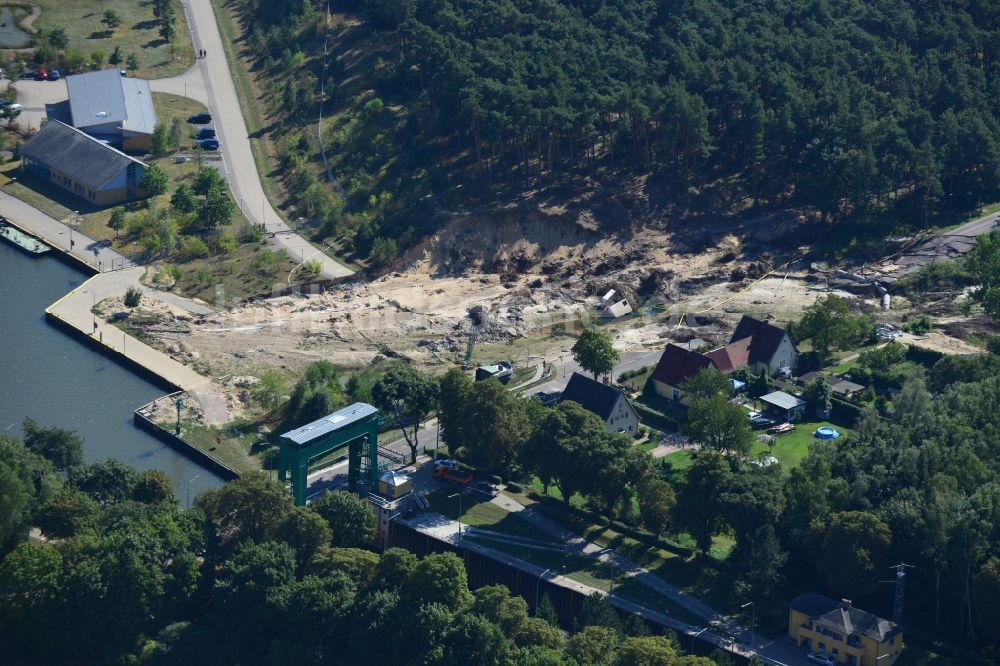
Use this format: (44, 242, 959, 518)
(815, 426, 841, 439)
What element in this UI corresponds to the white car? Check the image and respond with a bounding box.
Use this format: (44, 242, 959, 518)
(806, 653, 836, 666)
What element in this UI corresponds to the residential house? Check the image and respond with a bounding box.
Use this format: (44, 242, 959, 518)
(729, 315, 798, 376)
(63, 69, 157, 153)
(650, 316, 798, 403)
(760, 390, 807, 422)
(21, 120, 148, 205)
(650, 343, 715, 403)
(596, 289, 633, 319)
(788, 593, 903, 666)
(560, 372, 639, 435)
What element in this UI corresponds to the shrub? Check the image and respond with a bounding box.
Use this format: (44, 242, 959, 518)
(179, 235, 209, 259)
(124, 287, 143, 308)
(505, 482, 523, 493)
(216, 234, 238, 255)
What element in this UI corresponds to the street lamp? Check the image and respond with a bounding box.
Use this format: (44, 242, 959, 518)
(740, 601, 756, 654)
(448, 491, 463, 539)
(174, 397, 185, 435)
(535, 568, 551, 614)
(186, 474, 200, 509)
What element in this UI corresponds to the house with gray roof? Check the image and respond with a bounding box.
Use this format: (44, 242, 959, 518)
(22, 121, 148, 205)
(560, 372, 639, 436)
(760, 390, 807, 422)
(63, 69, 156, 152)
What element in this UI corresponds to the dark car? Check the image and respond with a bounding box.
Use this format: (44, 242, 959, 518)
(196, 127, 216, 139)
(749, 416, 776, 430)
(470, 480, 499, 499)
(195, 138, 220, 150)
(187, 112, 212, 124)
(48, 69, 61, 81)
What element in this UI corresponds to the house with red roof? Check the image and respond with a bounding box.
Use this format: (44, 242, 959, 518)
(649, 315, 797, 403)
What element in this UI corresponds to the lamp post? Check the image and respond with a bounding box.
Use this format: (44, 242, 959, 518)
(185, 474, 200, 509)
(535, 568, 551, 614)
(448, 491, 463, 539)
(740, 601, 756, 654)
(174, 397, 185, 435)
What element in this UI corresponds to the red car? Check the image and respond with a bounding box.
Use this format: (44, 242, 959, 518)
(34, 67, 48, 80)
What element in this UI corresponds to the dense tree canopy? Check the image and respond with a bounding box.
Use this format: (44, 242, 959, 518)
(233, 0, 997, 258)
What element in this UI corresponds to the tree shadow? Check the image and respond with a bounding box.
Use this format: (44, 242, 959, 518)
(133, 19, 159, 31)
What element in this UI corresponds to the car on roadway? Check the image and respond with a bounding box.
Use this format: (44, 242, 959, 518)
(196, 127, 216, 139)
(806, 653, 835, 666)
(187, 112, 212, 124)
(195, 138, 219, 150)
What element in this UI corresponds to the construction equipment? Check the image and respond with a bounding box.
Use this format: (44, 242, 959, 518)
(434, 464, 474, 486)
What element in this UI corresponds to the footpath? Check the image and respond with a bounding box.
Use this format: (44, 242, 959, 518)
(2, 200, 230, 425)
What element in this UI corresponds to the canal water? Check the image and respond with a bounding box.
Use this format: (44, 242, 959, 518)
(0, 241, 222, 500)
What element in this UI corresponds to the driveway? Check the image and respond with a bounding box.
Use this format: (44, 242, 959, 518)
(6, 76, 66, 131)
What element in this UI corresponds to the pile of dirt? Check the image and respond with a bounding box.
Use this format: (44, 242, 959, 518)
(146, 206, 818, 378)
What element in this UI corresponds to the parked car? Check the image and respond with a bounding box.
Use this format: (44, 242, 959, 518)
(806, 653, 835, 666)
(8, 103, 22, 115)
(187, 112, 212, 124)
(749, 415, 776, 429)
(48, 69, 60, 81)
(196, 127, 216, 139)
(34, 67, 48, 81)
(470, 480, 499, 498)
(746, 411, 761, 421)
(195, 138, 219, 150)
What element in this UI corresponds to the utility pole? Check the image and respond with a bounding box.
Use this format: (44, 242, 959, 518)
(887, 563, 914, 625)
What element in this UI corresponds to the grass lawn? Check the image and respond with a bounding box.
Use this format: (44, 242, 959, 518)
(166, 421, 263, 473)
(660, 449, 694, 472)
(31, 0, 194, 78)
(425, 489, 561, 544)
(749, 420, 852, 468)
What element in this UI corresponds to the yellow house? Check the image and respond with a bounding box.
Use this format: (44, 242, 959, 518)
(788, 593, 903, 666)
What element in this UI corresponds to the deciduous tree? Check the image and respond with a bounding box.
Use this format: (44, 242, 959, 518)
(572, 328, 620, 380)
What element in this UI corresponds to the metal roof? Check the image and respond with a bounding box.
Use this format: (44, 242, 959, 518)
(22, 121, 147, 191)
(120, 78, 156, 134)
(379, 470, 411, 486)
(280, 402, 378, 446)
(760, 390, 806, 410)
(66, 69, 156, 134)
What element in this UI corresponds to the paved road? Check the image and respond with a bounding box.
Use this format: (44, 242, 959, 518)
(0, 191, 128, 271)
(177, 0, 353, 280)
(531, 349, 664, 396)
(875, 209, 1000, 283)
